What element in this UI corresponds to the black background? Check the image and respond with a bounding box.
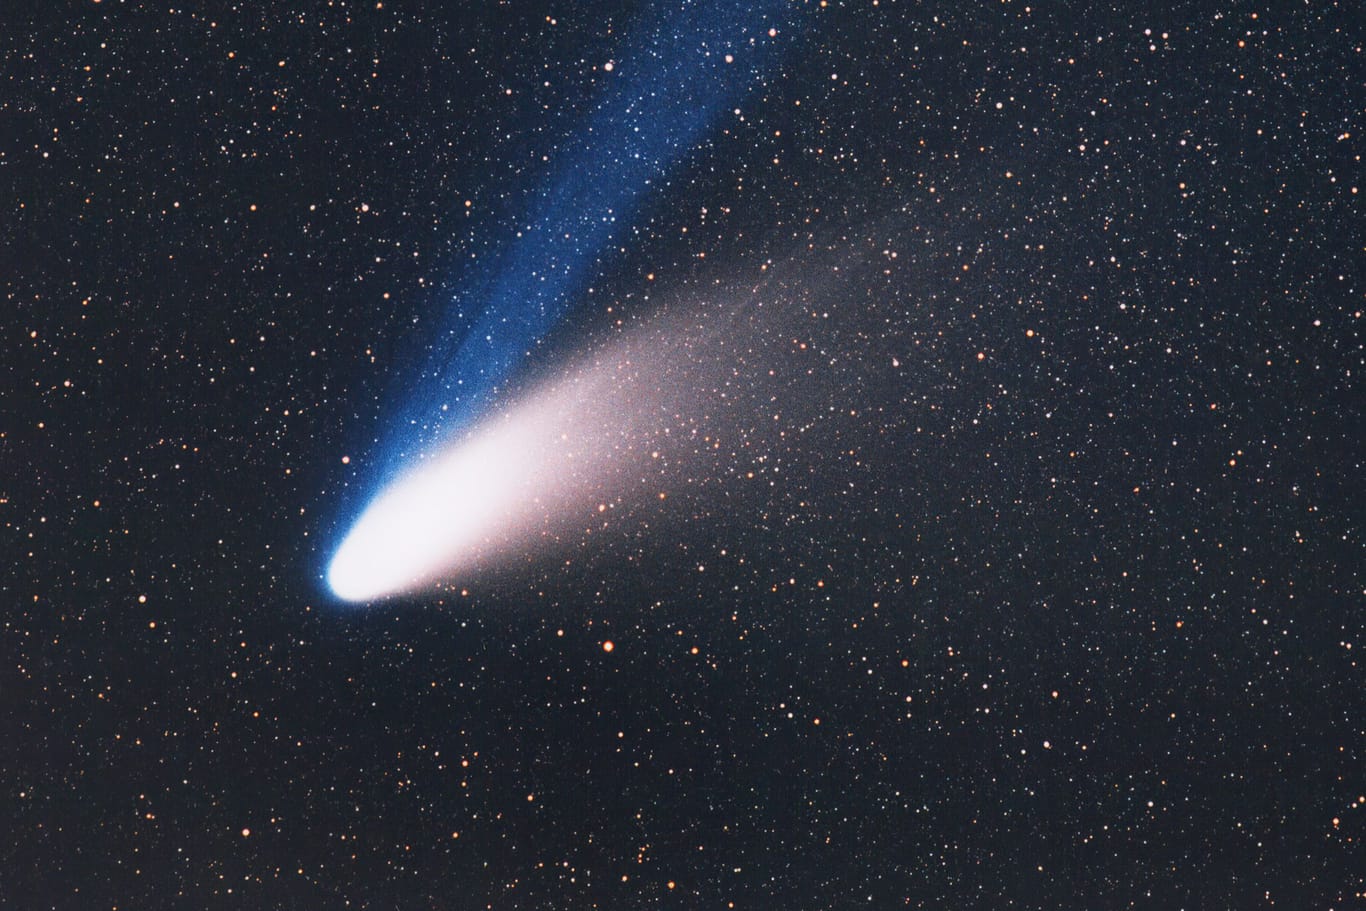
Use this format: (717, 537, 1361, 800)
(3, 1, 1361, 908)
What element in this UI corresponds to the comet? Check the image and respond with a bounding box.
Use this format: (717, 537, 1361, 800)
(329, 1, 817, 601)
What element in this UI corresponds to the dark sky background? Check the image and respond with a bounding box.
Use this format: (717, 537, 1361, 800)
(3, 1, 1362, 909)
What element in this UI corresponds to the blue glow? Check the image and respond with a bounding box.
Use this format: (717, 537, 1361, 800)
(390, 0, 805, 464)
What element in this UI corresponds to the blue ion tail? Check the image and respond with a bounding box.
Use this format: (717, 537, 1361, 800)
(396, 0, 808, 460)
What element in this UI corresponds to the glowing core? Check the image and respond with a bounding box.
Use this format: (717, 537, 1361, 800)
(326, 431, 530, 601)
(326, 363, 629, 602)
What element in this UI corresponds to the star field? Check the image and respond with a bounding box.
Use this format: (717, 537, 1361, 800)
(3, 1, 1362, 909)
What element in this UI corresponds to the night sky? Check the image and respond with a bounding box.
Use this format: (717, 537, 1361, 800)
(4, 1, 1363, 909)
